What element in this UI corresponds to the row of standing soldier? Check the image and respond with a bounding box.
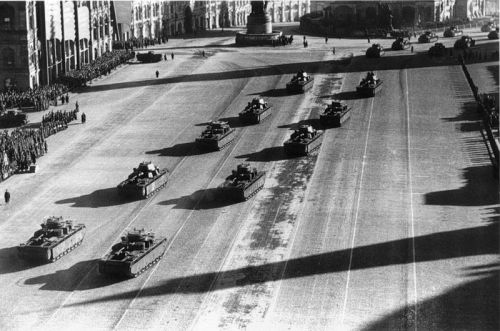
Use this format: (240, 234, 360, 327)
(0, 84, 68, 112)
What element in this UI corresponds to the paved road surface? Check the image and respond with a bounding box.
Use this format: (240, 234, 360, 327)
(0, 29, 497, 330)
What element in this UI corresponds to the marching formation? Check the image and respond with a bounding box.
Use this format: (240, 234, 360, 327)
(0, 84, 68, 112)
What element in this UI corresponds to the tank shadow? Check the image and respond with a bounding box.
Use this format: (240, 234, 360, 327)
(158, 188, 241, 210)
(55, 187, 133, 208)
(23, 259, 125, 291)
(145, 142, 210, 157)
(236, 146, 291, 162)
(323, 90, 365, 100)
(277, 118, 321, 130)
(249, 88, 289, 98)
(0, 246, 46, 274)
(218, 116, 248, 128)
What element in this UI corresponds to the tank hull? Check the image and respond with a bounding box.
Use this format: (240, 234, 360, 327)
(286, 78, 314, 94)
(117, 169, 169, 199)
(239, 106, 271, 124)
(356, 81, 383, 97)
(98, 237, 168, 278)
(195, 129, 235, 151)
(220, 171, 266, 200)
(284, 131, 323, 156)
(18, 225, 86, 263)
(136, 53, 162, 63)
(320, 108, 351, 127)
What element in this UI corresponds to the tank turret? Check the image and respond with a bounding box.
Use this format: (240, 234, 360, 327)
(18, 216, 86, 262)
(286, 69, 314, 93)
(99, 229, 167, 278)
(196, 120, 235, 150)
(117, 161, 169, 199)
(320, 100, 351, 127)
(220, 163, 266, 200)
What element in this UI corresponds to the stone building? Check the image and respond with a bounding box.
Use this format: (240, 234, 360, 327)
(454, 0, 485, 20)
(0, 0, 113, 89)
(131, 0, 310, 39)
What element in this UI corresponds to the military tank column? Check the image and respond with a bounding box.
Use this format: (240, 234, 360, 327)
(239, 98, 272, 125)
(18, 216, 86, 263)
(366, 43, 385, 57)
(117, 161, 169, 199)
(356, 72, 383, 97)
(418, 31, 439, 43)
(219, 163, 266, 201)
(98, 229, 167, 278)
(283, 124, 323, 156)
(195, 120, 235, 151)
(391, 38, 410, 51)
(319, 100, 351, 128)
(286, 70, 314, 93)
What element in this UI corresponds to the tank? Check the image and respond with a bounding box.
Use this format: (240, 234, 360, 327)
(454, 36, 475, 49)
(136, 51, 162, 63)
(319, 100, 351, 127)
(220, 163, 266, 201)
(356, 72, 383, 97)
(488, 29, 499, 40)
(98, 229, 167, 278)
(428, 43, 447, 56)
(195, 120, 235, 151)
(443, 26, 463, 37)
(18, 216, 86, 263)
(418, 31, 439, 43)
(117, 161, 169, 199)
(284, 125, 323, 156)
(481, 22, 496, 32)
(366, 44, 385, 57)
(0, 110, 28, 128)
(286, 70, 314, 93)
(391, 38, 410, 51)
(239, 98, 272, 124)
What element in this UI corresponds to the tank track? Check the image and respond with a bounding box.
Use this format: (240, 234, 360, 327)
(243, 183, 264, 200)
(50, 238, 84, 262)
(145, 180, 168, 199)
(131, 252, 165, 278)
(217, 137, 234, 151)
(306, 139, 323, 155)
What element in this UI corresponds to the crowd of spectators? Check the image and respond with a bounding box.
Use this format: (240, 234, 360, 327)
(58, 50, 135, 88)
(0, 84, 68, 113)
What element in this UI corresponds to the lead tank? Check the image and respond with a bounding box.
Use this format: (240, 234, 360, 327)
(320, 100, 351, 127)
(195, 120, 235, 150)
(98, 229, 167, 278)
(239, 98, 272, 124)
(117, 161, 169, 199)
(356, 72, 383, 97)
(18, 216, 85, 263)
(366, 43, 385, 57)
(284, 125, 323, 156)
(286, 70, 314, 93)
(220, 163, 266, 201)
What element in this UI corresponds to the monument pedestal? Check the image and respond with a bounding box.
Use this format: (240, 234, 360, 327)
(236, 11, 281, 46)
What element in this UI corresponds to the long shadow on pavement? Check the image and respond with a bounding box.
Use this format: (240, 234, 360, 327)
(158, 188, 241, 210)
(62, 220, 498, 306)
(146, 142, 209, 157)
(361, 265, 499, 330)
(0, 246, 46, 274)
(425, 165, 499, 206)
(236, 146, 290, 162)
(23, 259, 125, 291)
(55, 187, 132, 208)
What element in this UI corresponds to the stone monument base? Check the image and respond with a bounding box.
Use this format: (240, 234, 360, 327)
(235, 30, 282, 46)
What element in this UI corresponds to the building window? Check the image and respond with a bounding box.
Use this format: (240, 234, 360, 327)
(2, 47, 15, 66)
(0, 4, 15, 30)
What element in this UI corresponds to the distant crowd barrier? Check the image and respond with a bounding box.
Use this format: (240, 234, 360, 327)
(459, 57, 499, 171)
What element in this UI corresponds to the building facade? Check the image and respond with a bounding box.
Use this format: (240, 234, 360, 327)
(131, 0, 310, 40)
(309, 0, 485, 28)
(0, 0, 112, 90)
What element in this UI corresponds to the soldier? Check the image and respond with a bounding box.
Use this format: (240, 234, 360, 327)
(332, 47, 336, 55)
(75, 101, 79, 112)
(325, 36, 328, 43)
(65, 94, 69, 104)
(4, 189, 10, 204)
(164, 54, 167, 61)
(81, 112, 86, 124)
(156, 70, 159, 78)
(411, 46, 414, 53)
(171, 53, 174, 60)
